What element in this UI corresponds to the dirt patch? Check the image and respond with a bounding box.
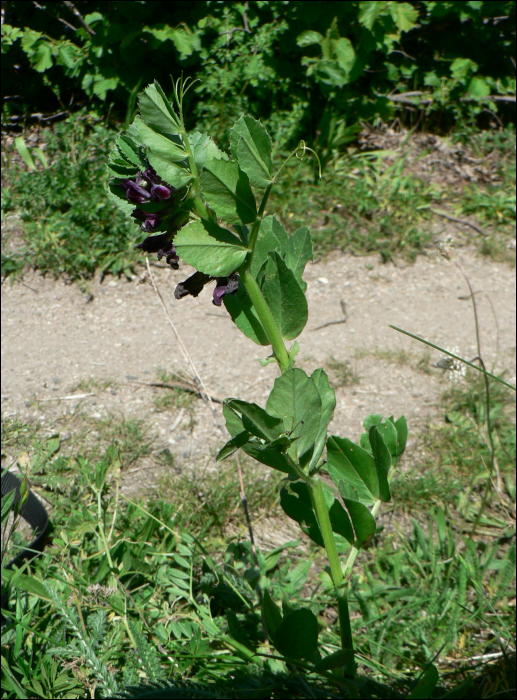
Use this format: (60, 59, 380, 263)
(2, 242, 515, 501)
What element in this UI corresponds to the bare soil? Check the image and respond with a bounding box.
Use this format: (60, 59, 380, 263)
(2, 243, 515, 508)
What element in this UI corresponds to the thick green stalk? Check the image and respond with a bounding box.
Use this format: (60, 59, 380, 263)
(308, 477, 356, 676)
(240, 270, 290, 372)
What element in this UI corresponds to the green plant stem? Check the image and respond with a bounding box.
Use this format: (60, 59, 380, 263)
(240, 270, 290, 372)
(309, 477, 355, 677)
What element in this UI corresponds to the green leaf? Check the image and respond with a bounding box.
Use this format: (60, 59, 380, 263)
(134, 117, 187, 162)
(296, 30, 324, 47)
(138, 81, 181, 137)
(189, 131, 228, 170)
(328, 498, 355, 544)
(285, 226, 313, 291)
(216, 430, 250, 462)
(306, 368, 335, 471)
(389, 2, 419, 32)
(358, 2, 387, 30)
(250, 215, 289, 279)
(267, 368, 322, 459)
(225, 400, 283, 441)
(333, 37, 355, 74)
(242, 442, 296, 475)
(395, 416, 408, 457)
(262, 590, 283, 638)
(224, 283, 269, 345)
(226, 610, 255, 652)
(14, 137, 36, 171)
(343, 497, 377, 548)
(117, 134, 147, 169)
(14, 575, 52, 602)
(280, 481, 323, 547)
(450, 57, 478, 81)
(369, 426, 391, 502)
(230, 115, 272, 189)
(261, 252, 308, 340)
(327, 435, 378, 504)
(223, 403, 245, 437)
(107, 181, 136, 217)
(174, 219, 247, 277)
(468, 76, 491, 97)
(200, 157, 257, 225)
(408, 664, 439, 699)
(273, 608, 319, 658)
(314, 649, 354, 672)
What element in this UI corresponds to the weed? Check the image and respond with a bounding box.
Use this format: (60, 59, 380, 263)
(1, 112, 142, 281)
(326, 357, 361, 387)
(70, 377, 115, 393)
(355, 347, 433, 374)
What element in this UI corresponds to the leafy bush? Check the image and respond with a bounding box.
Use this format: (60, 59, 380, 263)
(2, 112, 141, 280)
(2, 1, 515, 147)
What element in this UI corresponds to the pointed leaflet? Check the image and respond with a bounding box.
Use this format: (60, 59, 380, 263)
(189, 131, 228, 170)
(280, 482, 324, 547)
(117, 134, 147, 169)
(226, 610, 255, 652)
(273, 609, 319, 659)
(216, 430, 250, 462)
(285, 226, 313, 292)
(261, 252, 308, 340)
(305, 368, 335, 472)
(107, 181, 138, 217)
(242, 442, 296, 476)
(138, 81, 181, 137)
(223, 280, 269, 346)
(230, 115, 272, 189)
(327, 435, 378, 505)
(174, 219, 247, 277)
(369, 425, 391, 502)
(225, 400, 283, 441)
(249, 215, 288, 279)
(200, 157, 257, 225)
(223, 402, 245, 437)
(266, 368, 322, 459)
(342, 498, 377, 548)
(395, 416, 408, 458)
(262, 590, 283, 639)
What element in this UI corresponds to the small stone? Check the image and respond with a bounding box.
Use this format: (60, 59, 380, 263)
(318, 277, 329, 284)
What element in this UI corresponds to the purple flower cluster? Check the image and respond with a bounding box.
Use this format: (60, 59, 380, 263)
(120, 165, 240, 305)
(120, 167, 176, 234)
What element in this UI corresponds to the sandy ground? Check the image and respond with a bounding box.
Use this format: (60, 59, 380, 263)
(2, 241, 515, 483)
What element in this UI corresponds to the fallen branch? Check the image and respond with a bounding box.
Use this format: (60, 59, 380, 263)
(127, 379, 223, 404)
(430, 208, 489, 237)
(311, 300, 348, 331)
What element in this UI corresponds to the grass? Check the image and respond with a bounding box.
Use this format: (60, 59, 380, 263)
(1, 111, 142, 282)
(355, 347, 433, 374)
(2, 367, 515, 698)
(325, 357, 361, 387)
(1, 118, 515, 284)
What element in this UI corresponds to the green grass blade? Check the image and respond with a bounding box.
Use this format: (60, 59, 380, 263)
(14, 137, 36, 171)
(389, 325, 516, 391)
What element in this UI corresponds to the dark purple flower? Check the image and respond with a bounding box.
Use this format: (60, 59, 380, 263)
(175, 271, 213, 299)
(151, 184, 172, 201)
(120, 179, 151, 204)
(213, 274, 240, 306)
(131, 209, 160, 232)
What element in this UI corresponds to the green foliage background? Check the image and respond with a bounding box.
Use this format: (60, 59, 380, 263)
(2, 1, 516, 148)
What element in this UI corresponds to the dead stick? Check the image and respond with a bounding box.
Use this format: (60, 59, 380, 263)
(128, 379, 223, 404)
(430, 208, 489, 237)
(236, 453, 258, 567)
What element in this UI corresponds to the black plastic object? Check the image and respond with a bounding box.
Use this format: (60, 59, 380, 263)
(1, 469, 50, 622)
